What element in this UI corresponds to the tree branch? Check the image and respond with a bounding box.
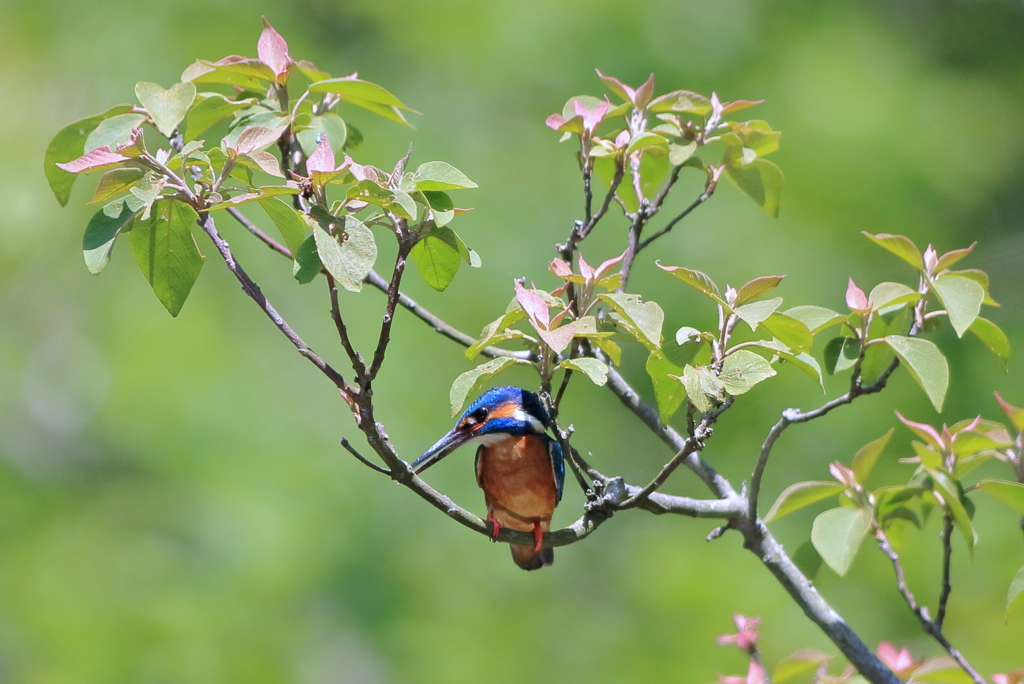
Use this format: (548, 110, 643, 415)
(874, 528, 986, 684)
(638, 172, 719, 253)
(937, 513, 954, 630)
(197, 213, 354, 396)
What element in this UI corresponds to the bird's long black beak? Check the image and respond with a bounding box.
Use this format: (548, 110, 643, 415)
(411, 428, 472, 474)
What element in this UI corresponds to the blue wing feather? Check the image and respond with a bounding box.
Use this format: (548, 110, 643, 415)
(547, 438, 565, 503)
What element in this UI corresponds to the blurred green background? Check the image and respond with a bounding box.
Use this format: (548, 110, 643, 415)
(3, 0, 1024, 681)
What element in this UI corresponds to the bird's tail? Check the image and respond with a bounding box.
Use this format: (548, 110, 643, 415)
(510, 544, 554, 571)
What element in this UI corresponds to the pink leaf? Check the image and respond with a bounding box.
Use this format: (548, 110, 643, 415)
(845, 278, 869, 311)
(595, 69, 635, 103)
(577, 253, 595, 280)
(257, 17, 292, 78)
(594, 251, 626, 279)
(514, 282, 551, 330)
(545, 113, 568, 131)
(549, 259, 574, 279)
(306, 135, 336, 173)
(56, 146, 129, 173)
(573, 97, 610, 133)
(633, 73, 655, 109)
(894, 412, 945, 450)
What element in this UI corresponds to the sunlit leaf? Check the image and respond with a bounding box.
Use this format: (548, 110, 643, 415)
(89, 167, 146, 205)
(885, 336, 949, 412)
(868, 282, 920, 310)
(598, 293, 664, 349)
(851, 429, 893, 483)
(976, 479, 1024, 515)
(968, 317, 1009, 368)
(784, 305, 845, 334)
(811, 506, 872, 576)
(723, 158, 783, 217)
(773, 650, 830, 684)
(411, 225, 464, 292)
(44, 104, 134, 206)
(312, 215, 377, 292)
(862, 232, 923, 269)
(559, 358, 608, 386)
(83, 201, 137, 275)
(931, 274, 984, 338)
(258, 197, 307, 254)
(135, 81, 197, 137)
(761, 313, 812, 351)
(183, 93, 257, 141)
(128, 200, 205, 316)
(645, 350, 686, 423)
(765, 481, 847, 522)
(736, 275, 784, 305)
(720, 349, 775, 395)
(450, 357, 516, 416)
(734, 297, 782, 331)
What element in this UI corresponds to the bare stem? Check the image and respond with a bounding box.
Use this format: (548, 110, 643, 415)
(874, 528, 986, 684)
(197, 213, 353, 395)
(937, 513, 954, 629)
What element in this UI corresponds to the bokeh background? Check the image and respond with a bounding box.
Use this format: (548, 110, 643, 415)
(2, 0, 1024, 681)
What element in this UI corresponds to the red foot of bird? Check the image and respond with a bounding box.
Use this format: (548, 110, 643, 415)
(532, 521, 543, 552)
(486, 509, 502, 541)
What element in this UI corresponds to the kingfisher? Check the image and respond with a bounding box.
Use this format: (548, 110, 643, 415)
(412, 386, 565, 570)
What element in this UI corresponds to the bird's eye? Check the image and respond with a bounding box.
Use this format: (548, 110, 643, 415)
(472, 408, 489, 423)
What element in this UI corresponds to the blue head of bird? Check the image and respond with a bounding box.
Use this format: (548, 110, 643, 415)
(412, 386, 551, 473)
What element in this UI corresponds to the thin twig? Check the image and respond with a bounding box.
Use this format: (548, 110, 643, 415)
(326, 273, 366, 376)
(638, 175, 718, 252)
(368, 243, 410, 380)
(937, 513, 954, 629)
(341, 437, 389, 474)
(875, 529, 986, 684)
(197, 213, 354, 396)
(227, 207, 292, 258)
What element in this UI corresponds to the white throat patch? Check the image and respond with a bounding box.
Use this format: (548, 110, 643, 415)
(513, 408, 546, 433)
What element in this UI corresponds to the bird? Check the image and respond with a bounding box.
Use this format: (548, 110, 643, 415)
(412, 386, 565, 570)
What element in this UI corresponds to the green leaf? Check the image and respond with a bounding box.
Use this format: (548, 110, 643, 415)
(862, 232, 923, 269)
(851, 429, 893, 483)
(975, 479, 1024, 515)
(948, 268, 997, 306)
(309, 77, 412, 110)
(663, 326, 707, 367)
(85, 113, 147, 153)
(761, 313, 813, 351)
(89, 167, 146, 205)
(312, 215, 377, 293)
(741, 339, 824, 389)
(791, 540, 824, 581)
(773, 650, 830, 684)
(765, 481, 847, 522)
(657, 264, 726, 306)
(410, 226, 464, 292)
(598, 293, 664, 349)
(1008, 564, 1024, 616)
(927, 468, 976, 554)
(736, 275, 784, 305)
(296, 112, 348, 159)
(734, 297, 782, 331)
(183, 58, 274, 87)
(135, 81, 197, 137)
(82, 201, 137, 274)
(720, 349, 776, 395)
(44, 104, 134, 206)
(680, 365, 723, 413)
(723, 158, 783, 217)
(645, 350, 686, 423)
(874, 485, 927, 522)
(183, 93, 256, 141)
(784, 305, 845, 334)
(206, 184, 301, 210)
(258, 198, 308, 254)
(292, 234, 322, 284)
(884, 335, 949, 412)
(931, 274, 985, 338)
(811, 506, 872, 576)
(412, 161, 478, 191)
(868, 282, 920, 310)
(449, 357, 516, 416)
(559, 358, 608, 386)
(128, 200, 204, 316)
(968, 317, 1009, 368)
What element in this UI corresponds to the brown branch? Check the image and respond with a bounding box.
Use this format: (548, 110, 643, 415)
(340, 437, 389, 474)
(197, 212, 354, 396)
(603, 361, 736, 499)
(227, 207, 292, 258)
(558, 161, 625, 261)
(326, 273, 366, 376)
(638, 173, 719, 253)
(874, 528, 986, 684)
(368, 243, 410, 380)
(937, 513, 954, 629)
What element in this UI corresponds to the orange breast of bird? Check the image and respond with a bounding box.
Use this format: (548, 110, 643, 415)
(477, 435, 557, 530)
